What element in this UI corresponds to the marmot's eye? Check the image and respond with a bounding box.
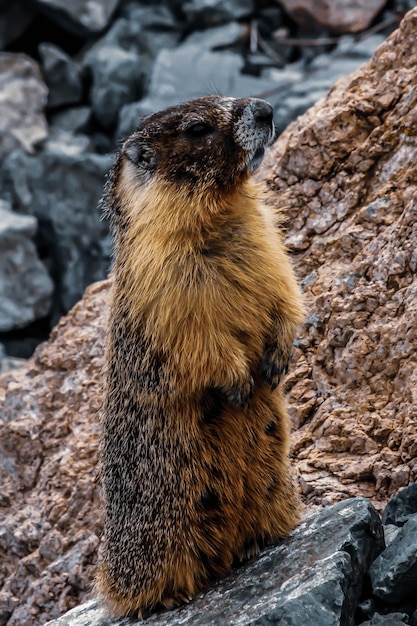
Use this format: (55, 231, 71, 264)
(185, 123, 214, 137)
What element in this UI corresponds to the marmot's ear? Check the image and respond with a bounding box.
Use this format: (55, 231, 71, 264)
(122, 137, 156, 171)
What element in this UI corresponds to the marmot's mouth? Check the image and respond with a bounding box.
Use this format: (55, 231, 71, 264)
(248, 146, 266, 172)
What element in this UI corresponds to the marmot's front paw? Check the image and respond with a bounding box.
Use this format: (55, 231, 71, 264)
(260, 343, 290, 392)
(224, 376, 254, 408)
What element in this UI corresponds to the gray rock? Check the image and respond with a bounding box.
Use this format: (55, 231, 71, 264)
(29, 0, 120, 35)
(268, 36, 385, 135)
(182, 19, 244, 49)
(383, 524, 402, 547)
(0, 53, 48, 158)
(0, 1, 36, 50)
(0, 146, 112, 321)
(82, 6, 179, 129)
(120, 4, 180, 58)
(182, 0, 254, 26)
(361, 613, 409, 625)
(44, 497, 383, 626)
(116, 30, 273, 139)
(82, 7, 176, 130)
(39, 43, 83, 109)
(369, 513, 417, 603)
(382, 483, 417, 526)
(0, 200, 53, 332)
(50, 106, 91, 135)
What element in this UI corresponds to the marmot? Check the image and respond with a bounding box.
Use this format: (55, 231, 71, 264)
(97, 95, 304, 617)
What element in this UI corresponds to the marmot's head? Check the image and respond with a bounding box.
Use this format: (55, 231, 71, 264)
(118, 96, 275, 191)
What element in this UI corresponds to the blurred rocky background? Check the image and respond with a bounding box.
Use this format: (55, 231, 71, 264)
(0, 0, 410, 365)
(1, 1, 417, 626)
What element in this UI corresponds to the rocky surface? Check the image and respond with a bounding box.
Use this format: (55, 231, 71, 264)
(0, 281, 107, 626)
(264, 7, 417, 508)
(0, 5, 417, 626)
(0, 53, 47, 158)
(44, 498, 384, 626)
(276, 0, 387, 33)
(0, 200, 53, 332)
(0, 0, 403, 354)
(30, 0, 120, 35)
(1, 147, 112, 322)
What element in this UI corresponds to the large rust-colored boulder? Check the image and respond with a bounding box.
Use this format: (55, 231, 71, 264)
(1, 9, 417, 625)
(264, 8, 417, 506)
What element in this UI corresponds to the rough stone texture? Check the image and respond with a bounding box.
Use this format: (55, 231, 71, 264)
(263, 7, 417, 510)
(0, 281, 107, 626)
(182, 0, 254, 26)
(39, 43, 82, 110)
(369, 514, 417, 603)
(0, 53, 48, 158)
(0, 145, 112, 321)
(381, 482, 417, 526)
(276, 0, 386, 33)
(0, 201, 53, 331)
(44, 498, 383, 626)
(1, 9, 417, 626)
(29, 0, 120, 35)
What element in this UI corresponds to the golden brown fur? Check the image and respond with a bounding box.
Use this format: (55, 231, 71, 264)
(96, 96, 304, 616)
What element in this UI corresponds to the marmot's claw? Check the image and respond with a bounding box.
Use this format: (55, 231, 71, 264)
(260, 345, 290, 391)
(225, 376, 254, 408)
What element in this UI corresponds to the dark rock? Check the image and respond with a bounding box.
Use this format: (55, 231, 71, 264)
(182, 0, 254, 26)
(381, 483, 417, 526)
(0, 53, 48, 158)
(44, 498, 384, 625)
(120, 4, 180, 58)
(0, 200, 53, 331)
(83, 6, 179, 129)
(49, 106, 91, 134)
(0, 146, 112, 321)
(28, 0, 120, 35)
(0, 1, 36, 50)
(369, 514, 417, 604)
(39, 43, 82, 109)
(360, 612, 409, 625)
(395, 1, 417, 11)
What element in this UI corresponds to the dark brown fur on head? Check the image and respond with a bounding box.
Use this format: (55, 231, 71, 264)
(102, 96, 275, 225)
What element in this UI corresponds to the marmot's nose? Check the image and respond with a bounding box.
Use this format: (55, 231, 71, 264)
(251, 99, 274, 124)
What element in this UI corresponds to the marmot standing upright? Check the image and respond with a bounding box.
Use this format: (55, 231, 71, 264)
(97, 95, 304, 616)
